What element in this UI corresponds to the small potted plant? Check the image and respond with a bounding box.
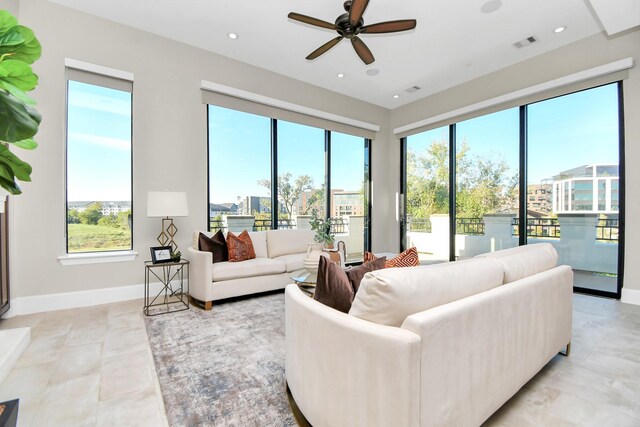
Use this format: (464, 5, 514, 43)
(309, 209, 335, 248)
(171, 250, 182, 262)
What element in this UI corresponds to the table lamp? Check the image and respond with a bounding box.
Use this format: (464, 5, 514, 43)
(147, 191, 188, 252)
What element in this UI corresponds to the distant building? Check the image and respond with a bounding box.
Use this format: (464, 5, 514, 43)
(331, 190, 364, 217)
(527, 182, 552, 215)
(209, 203, 238, 217)
(68, 201, 131, 215)
(236, 196, 271, 216)
(552, 164, 619, 214)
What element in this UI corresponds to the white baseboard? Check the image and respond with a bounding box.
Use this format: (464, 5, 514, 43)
(1, 281, 187, 318)
(621, 288, 640, 306)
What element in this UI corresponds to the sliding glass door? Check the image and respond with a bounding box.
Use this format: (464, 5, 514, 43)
(528, 83, 622, 295)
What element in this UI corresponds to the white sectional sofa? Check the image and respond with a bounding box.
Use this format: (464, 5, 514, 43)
(285, 243, 573, 427)
(188, 228, 315, 309)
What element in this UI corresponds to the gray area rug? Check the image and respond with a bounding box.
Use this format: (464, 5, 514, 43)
(144, 291, 296, 426)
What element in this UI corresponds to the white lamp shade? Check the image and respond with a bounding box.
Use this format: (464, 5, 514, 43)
(147, 191, 189, 217)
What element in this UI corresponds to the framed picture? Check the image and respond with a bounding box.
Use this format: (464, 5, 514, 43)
(150, 246, 172, 264)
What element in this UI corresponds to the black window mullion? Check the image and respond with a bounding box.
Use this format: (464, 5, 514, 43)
(399, 137, 407, 252)
(615, 81, 625, 299)
(325, 130, 331, 219)
(271, 118, 278, 229)
(519, 105, 528, 246)
(365, 138, 372, 253)
(449, 124, 456, 262)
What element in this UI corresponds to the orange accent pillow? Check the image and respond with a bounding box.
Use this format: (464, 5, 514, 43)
(364, 247, 420, 268)
(226, 230, 256, 262)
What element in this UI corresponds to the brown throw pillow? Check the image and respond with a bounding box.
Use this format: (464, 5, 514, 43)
(345, 256, 387, 293)
(199, 230, 228, 263)
(314, 256, 354, 313)
(227, 230, 256, 262)
(365, 247, 420, 268)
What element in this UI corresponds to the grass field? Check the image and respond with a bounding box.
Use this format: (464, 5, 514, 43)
(68, 224, 131, 253)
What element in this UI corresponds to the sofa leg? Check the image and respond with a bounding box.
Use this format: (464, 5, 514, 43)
(560, 342, 571, 357)
(204, 300, 213, 311)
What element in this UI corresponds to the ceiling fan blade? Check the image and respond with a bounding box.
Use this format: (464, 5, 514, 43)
(306, 36, 344, 60)
(349, 0, 370, 26)
(288, 12, 336, 30)
(360, 19, 417, 34)
(351, 36, 375, 65)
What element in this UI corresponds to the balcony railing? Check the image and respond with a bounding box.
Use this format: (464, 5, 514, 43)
(209, 219, 227, 232)
(407, 218, 432, 232)
(330, 217, 349, 235)
(512, 217, 561, 238)
(456, 217, 485, 236)
(253, 219, 297, 231)
(596, 218, 619, 241)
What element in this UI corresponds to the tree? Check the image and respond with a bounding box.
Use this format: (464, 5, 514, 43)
(258, 173, 314, 218)
(302, 184, 325, 215)
(67, 208, 80, 224)
(406, 139, 517, 220)
(78, 202, 103, 225)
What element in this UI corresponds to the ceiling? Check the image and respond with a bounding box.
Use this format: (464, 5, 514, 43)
(48, 0, 634, 110)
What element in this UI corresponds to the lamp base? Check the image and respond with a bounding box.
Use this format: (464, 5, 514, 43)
(157, 217, 178, 252)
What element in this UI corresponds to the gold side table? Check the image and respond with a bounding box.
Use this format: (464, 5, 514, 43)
(144, 259, 189, 316)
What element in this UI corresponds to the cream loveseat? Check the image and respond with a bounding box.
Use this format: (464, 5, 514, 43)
(285, 243, 573, 427)
(188, 228, 315, 309)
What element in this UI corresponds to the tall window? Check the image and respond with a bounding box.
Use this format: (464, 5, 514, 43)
(207, 105, 371, 262)
(207, 106, 271, 229)
(66, 73, 133, 253)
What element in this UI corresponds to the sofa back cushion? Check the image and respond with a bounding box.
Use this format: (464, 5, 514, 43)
(349, 257, 504, 327)
(476, 243, 558, 284)
(267, 229, 315, 258)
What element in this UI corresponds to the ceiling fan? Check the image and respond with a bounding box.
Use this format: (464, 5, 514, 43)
(288, 0, 417, 65)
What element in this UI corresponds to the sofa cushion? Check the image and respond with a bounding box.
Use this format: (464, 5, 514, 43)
(199, 230, 228, 263)
(272, 253, 305, 272)
(211, 258, 286, 281)
(476, 243, 558, 284)
(365, 247, 419, 268)
(227, 230, 256, 262)
(247, 231, 268, 259)
(345, 257, 387, 293)
(267, 229, 315, 258)
(314, 256, 354, 313)
(349, 257, 504, 327)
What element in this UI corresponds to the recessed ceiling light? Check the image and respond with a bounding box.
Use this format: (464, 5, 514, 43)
(393, 95, 400, 99)
(480, 0, 502, 14)
(337, 73, 344, 78)
(228, 33, 238, 40)
(366, 68, 380, 76)
(554, 26, 566, 33)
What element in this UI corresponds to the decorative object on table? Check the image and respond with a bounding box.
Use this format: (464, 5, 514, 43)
(0, 10, 42, 200)
(323, 240, 346, 267)
(144, 259, 189, 316)
(171, 250, 181, 262)
(147, 191, 189, 252)
(309, 209, 335, 247)
(150, 246, 172, 264)
(303, 242, 327, 274)
(0, 399, 19, 427)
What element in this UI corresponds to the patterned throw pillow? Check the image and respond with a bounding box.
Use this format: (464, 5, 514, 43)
(364, 247, 420, 268)
(227, 230, 256, 262)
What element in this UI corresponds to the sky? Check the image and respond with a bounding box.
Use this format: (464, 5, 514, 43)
(208, 106, 366, 204)
(66, 81, 619, 203)
(408, 83, 620, 184)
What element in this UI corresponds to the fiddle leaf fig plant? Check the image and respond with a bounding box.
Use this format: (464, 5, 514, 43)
(0, 10, 41, 195)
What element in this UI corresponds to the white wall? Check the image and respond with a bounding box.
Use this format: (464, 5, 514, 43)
(390, 30, 640, 296)
(8, 0, 391, 303)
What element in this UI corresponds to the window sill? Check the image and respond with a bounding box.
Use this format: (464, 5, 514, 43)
(58, 251, 139, 266)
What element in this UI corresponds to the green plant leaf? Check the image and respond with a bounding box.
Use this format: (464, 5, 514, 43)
(0, 29, 23, 47)
(11, 138, 37, 150)
(0, 11, 18, 36)
(0, 60, 37, 91)
(0, 90, 41, 142)
(0, 80, 36, 105)
(0, 143, 32, 181)
(9, 26, 41, 64)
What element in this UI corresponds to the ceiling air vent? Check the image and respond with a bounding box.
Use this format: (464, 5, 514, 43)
(405, 85, 421, 93)
(513, 35, 538, 48)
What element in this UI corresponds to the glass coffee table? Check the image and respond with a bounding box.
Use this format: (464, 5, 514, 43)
(289, 269, 318, 296)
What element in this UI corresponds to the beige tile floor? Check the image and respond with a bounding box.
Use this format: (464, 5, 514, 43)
(0, 299, 168, 427)
(1, 293, 639, 426)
